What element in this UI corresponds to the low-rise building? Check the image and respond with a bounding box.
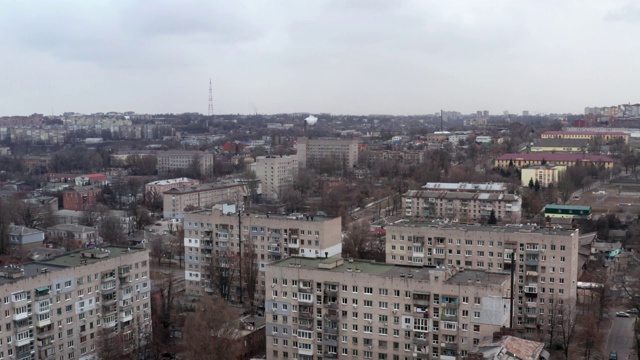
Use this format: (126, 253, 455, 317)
(530, 138, 589, 153)
(46, 224, 99, 245)
(541, 130, 628, 144)
(468, 335, 548, 360)
(156, 150, 214, 175)
(9, 225, 45, 252)
(544, 204, 592, 219)
(520, 165, 566, 188)
(144, 177, 200, 195)
(265, 256, 511, 360)
(74, 173, 109, 187)
(366, 149, 426, 166)
(62, 186, 102, 211)
(162, 182, 246, 219)
(494, 153, 614, 169)
(403, 190, 522, 223)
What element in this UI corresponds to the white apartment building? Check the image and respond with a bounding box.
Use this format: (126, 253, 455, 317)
(265, 257, 511, 360)
(156, 150, 214, 176)
(385, 223, 579, 340)
(252, 155, 299, 199)
(421, 183, 509, 194)
(183, 207, 342, 306)
(0, 247, 151, 360)
(402, 190, 522, 224)
(297, 137, 359, 170)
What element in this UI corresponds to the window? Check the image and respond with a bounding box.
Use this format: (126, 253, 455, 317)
(364, 287, 373, 295)
(473, 311, 480, 318)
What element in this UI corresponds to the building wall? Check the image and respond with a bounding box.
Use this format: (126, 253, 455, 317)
(520, 166, 566, 188)
(62, 188, 102, 211)
(0, 248, 151, 360)
(383, 224, 580, 340)
(254, 155, 299, 199)
(297, 138, 359, 170)
(541, 132, 628, 143)
(162, 183, 246, 219)
(156, 151, 214, 175)
(182, 210, 342, 306)
(145, 178, 200, 195)
(265, 258, 510, 360)
(493, 157, 613, 170)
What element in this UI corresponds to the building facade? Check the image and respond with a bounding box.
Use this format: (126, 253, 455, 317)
(297, 137, 359, 170)
(62, 187, 102, 211)
(265, 257, 511, 360)
(162, 182, 246, 219)
(183, 207, 342, 306)
(520, 165, 566, 188)
(156, 150, 214, 175)
(402, 190, 522, 224)
(384, 223, 580, 340)
(493, 153, 614, 169)
(541, 131, 628, 144)
(252, 155, 299, 199)
(421, 183, 509, 194)
(530, 138, 589, 153)
(366, 150, 425, 166)
(0, 247, 151, 360)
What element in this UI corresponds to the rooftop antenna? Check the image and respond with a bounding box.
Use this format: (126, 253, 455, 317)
(207, 78, 213, 127)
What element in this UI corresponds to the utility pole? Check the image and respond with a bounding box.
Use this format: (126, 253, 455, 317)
(238, 209, 243, 305)
(510, 256, 516, 329)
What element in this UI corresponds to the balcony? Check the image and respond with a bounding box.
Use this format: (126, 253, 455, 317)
(288, 241, 299, 248)
(37, 316, 52, 328)
(103, 318, 118, 328)
(15, 336, 32, 347)
(323, 353, 338, 359)
(441, 314, 458, 322)
(120, 311, 134, 322)
(102, 297, 117, 306)
(441, 302, 458, 309)
(35, 287, 50, 300)
(525, 248, 539, 254)
(298, 323, 313, 331)
(323, 327, 338, 335)
(324, 313, 338, 322)
(299, 312, 313, 320)
(524, 285, 538, 294)
(102, 274, 116, 282)
(323, 288, 338, 297)
(202, 242, 214, 250)
(298, 347, 314, 356)
(13, 311, 29, 321)
(118, 265, 132, 277)
(268, 247, 281, 253)
(525, 301, 537, 308)
(325, 302, 339, 310)
(525, 258, 539, 266)
(323, 337, 338, 347)
(413, 337, 429, 346)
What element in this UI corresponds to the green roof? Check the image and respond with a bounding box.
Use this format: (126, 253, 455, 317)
(36, 247, 145, 268)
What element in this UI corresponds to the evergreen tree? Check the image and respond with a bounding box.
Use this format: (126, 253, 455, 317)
(528, 178, 534, 189)
(488, 210, 498, 225)
(534, 179, 541, 192)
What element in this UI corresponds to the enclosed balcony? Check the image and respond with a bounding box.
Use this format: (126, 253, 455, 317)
(524, 284, 538, 294)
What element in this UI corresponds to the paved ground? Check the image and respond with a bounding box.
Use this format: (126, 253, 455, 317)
(606, 312, 636, 360)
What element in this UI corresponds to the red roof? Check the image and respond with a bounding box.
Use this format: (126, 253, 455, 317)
(543, 131, 627, 136)
(84, 173, 108, 181)
(370, 228, 386, 236)
(496, 153, 613, 162)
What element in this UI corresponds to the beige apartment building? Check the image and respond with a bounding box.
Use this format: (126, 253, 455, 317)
(265, 257, 511, 360)
(252, 155, 299, 199)
(297, 137, 359, 170)
(162, 182, 246, 219)
(366, 150, 425, 166)
(385, 223, 579, 340)
(402, 190, 522, 224)
(183, 207, 342, 307)
(0, 247, 151, 360)
(156, 150, 214, 175)
(520, 165, 566, 188)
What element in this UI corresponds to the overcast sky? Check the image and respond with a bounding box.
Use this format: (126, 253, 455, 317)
(1, 0, 639, 116)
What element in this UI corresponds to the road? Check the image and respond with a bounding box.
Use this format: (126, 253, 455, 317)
(606, 313, 636, 360)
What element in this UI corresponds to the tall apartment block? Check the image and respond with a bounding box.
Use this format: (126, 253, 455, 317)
(265, 257, 511, 360)
(156, 150, 214, 175)
(0, 247, 151, 360)
(183, 207, 342, 305)
(297, 137, 359, 170)
(384, 223, 579, 340)
(402, 190, 522, 224)
(251, 155, 299, 199)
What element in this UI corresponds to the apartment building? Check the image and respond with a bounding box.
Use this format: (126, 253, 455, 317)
(162, 182, 246, 219)
(144, 177, 200, 195)
(402, 190, 522, 224)
(493, 153, 614, 169)
(183, 207, 342, 306)
(156, 150, 214, 175)
(0, 247, 151, 360)
(62, 186, 102, 211)
(252, 155, 299, 199)
(520, 165, 566, 188)
(384, 223, 579, 340)
(265, 256, 511, 360)
(297, 137, 359, 170)
(366, 150, 425, 166)
(530, 138, 588, 153)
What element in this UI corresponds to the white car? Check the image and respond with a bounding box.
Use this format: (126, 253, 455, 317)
(616, 311, 631, 317)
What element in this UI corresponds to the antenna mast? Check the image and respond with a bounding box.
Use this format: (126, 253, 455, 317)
(208, 79, 214, 116)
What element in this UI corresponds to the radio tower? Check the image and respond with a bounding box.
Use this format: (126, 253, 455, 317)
(207, 79, 214, 116)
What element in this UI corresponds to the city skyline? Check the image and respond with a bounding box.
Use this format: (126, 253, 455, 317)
(0, 0, 638, 116)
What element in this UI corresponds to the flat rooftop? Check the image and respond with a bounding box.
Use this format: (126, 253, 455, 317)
(272, 257, 509, 286)
(387, 222, 577, 236)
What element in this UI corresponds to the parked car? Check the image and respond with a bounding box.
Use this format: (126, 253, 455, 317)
(628, 308, 639, 314)
(616, 311, 631, 317)
(610, 351, 618, 360)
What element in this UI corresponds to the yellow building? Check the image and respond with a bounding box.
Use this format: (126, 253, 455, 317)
(530, 138, 588, 153)
(494, 153, 614, 169)
(521, 165, 566, 188)
(541, 131, 628, 143)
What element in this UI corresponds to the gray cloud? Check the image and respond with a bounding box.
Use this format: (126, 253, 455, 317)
(0, 0, 637, 115)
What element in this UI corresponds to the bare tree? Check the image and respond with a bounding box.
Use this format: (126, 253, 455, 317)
(208, 252, 235, 302)
(175, 224, 185, 269)
(128, 203, 153, 232)
(576, 314, 604, 360)
(558, 302, 579, 360)
(149, 235, 165, 266)
(99, 215, 128, 246)
(182, 296, 242, 360)
(79, 204, 109, 227)
(342, 221, 384, 261)
(243, 237, 259, 315)
(0, 198, 11, 255)
(12, 200, 52, 229)
(95, 328, 124, 360)
(142, 189, 163, 213)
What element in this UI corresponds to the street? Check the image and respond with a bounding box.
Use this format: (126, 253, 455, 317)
(606, 313, 636, 360)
